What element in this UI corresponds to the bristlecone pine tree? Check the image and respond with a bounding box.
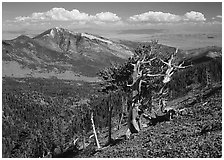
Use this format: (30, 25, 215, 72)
(99, 40, 192, 140)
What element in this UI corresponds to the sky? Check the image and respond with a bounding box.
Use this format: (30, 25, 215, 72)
(2, 2, 222, 41)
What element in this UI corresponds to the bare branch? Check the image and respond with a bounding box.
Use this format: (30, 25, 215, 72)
(159, 58, 169, 66)
(162, 70, 173, 84)
(127, 70, 143, 87)
(138, 79, 146, 93)
(141, 57, 156, 65)
(174, 61, 193, 69)
(73, 138, 79, 146)
(176, 60, 185, 68)
(158, 86, 169, 95)
(91, 112, 101, 149)
(145, 73, 164, 77)
(141, 54, 147, 62)
(159, 52, 190, 84)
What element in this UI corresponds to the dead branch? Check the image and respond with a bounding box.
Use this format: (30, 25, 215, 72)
(127, 56, 158, 87)
(91, 112, 101, 149)
(159, 51, 192, 84)
(173, 61, 193, 69)
(141, 57, 156, 65)
(145, 73, 164, 77)
(138, 79, 146, 94)
(127, 63, 142, 87)
(73, 137, 79, 146)
(158, 86, 169, 96)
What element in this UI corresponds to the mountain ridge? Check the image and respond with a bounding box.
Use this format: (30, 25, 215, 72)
(2, 27, 222, 81)
(2, 27, 137, 79)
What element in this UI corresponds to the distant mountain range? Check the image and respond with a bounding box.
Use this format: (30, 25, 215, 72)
(2, 27, 138, 80)
(2, 27, 222, 81)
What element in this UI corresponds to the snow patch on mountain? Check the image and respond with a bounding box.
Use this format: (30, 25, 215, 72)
(50, 29, 55, 38)
(81, 33, 113, 44)
(55, 27, 61, 31)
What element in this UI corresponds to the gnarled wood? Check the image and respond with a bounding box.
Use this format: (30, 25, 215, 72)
(159, 49, 192, 84)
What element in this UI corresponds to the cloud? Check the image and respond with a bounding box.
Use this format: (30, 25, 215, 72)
(8, 8, 210, 29)
(14, 7, 121, 23)
(129, 11, 182, 22)
(95, 12, 121, 22)
(129, 11, 206, 23)
(14, 8, 90, 22)
(184, 11, 206, 21)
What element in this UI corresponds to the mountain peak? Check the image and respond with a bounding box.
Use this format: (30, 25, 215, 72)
(54, 26, 62, 30)
(50, 27, 65, 33)
(34, 27, 65, 39)
(32, 27, 134, 59)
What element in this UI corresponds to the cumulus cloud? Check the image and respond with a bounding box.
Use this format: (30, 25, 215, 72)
(11, 8, 208, 27)
(129, 11, 182, 22)
(14, 7, 121, 23)
(15, 8, 90, 22)
(184, 11, 206, 21)
(129, 11, 206, 23)
(95, 12, 121, 22)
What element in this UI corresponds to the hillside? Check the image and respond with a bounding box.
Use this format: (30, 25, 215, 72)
(88, 83, 222, 158)
(2, 75, 222, 158)
(3, 27, 221, 80)
(2, 30, 222, 158)
(71, 45, 222, 158)
(2, 27, 135, 78)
